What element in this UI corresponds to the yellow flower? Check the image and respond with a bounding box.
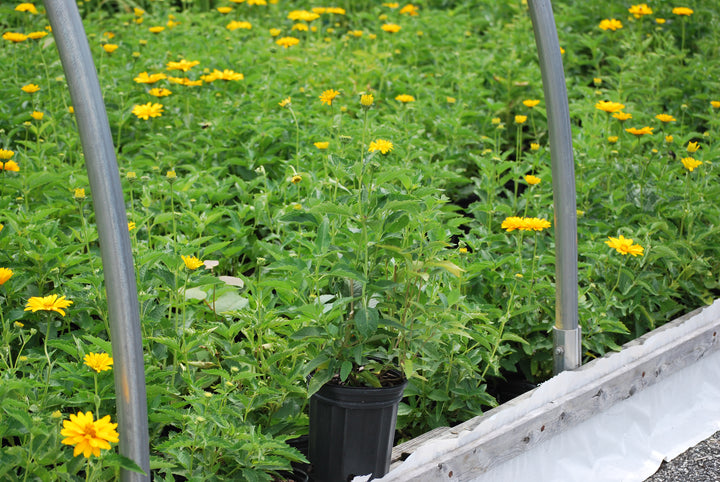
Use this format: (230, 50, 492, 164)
(672, 7, 693, 16)
(3, 32, 28, 43)
(656, 18, 666, 24)
(608, 136, 619, 143)
(593, 77, 602, 86)
(446, 96, 456, 104)
(349, 30, 363, 37)
(522, 99, 541, 108)
(655, 114, 676, 123)
(514, 115, 527, 124)
(314, 142, 329, 149)
(530, 143, 540, 150)
(148, 88, 172, 97)
(595, 100, 625, 113)
(458, 247, 468, 254)
(605, 235, 644, 256)
(166, 59, 200, 72)
(291, 174, 302, 184)
(133, 72, 167, 84)
(612, 112, 632, 121)
(21, 84, 40, 94)
(166, 170, 176, 180)
(502, 216, 551, 232)
(205, 69, 243, 81)
(102, 43, 118, 54)
(665, 135, 674, 143)
(625, 126, 654, 136)
(319, 89, 340, 105)
(181, 255, 205, 270)
(288, 10, 320, 21)
(269, 28, 282, 36)
(400, 4, 419, 16)
(599, 19, 623, 31)
(227, 21, 253, 30)
(61, 412, 119, 458)
(292, 23, 309, 32)
(31, 111, 44, 120)
(276, 37, 300, 48)
(84, 352, 114, 373)
(628, 4, 653, 18)
(27, 31, 48, 40)
(524, 217, 551, 231)
(381, 23, 402, 33)
(15, 3, 38, 14)
(2, 161, 20, 172)
(279, 97, 291, 108)
(128, 222, 136, 231)
(524, 175, 541, 185)
(360, 94, 374, 107)
(368, 139, 393, 154)
(711, 101, 720, 109)
(681, 157, 702, 172)
(687, 141, 699, 153)
(491, 118, 501, 125)
(217, 6, 232, 13)
(25, 294, 73, 316)
(501, 216, 524, 232)
(74, 188, 86, 200)
(133, 7, 144, 16)
(395, 94, 415, 103)
(132, 102, 163, 120)
(0, 268, 13, 285)
(149, 26, 165, 33)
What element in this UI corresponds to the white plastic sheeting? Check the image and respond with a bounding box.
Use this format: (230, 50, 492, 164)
(374, 300, 720, 482)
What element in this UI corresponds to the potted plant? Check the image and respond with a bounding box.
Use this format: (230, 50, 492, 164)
(289, 111, 465, 480)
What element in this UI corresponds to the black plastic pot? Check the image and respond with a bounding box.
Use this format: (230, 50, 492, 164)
(309, 379, 407, 482)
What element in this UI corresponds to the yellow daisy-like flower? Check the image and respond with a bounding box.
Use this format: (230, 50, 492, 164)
(131, 102, 164, 120)
(349, 30, 363, 38)
(166, 59, 200, 72)
(133, 7, 144, 16)
(628, 3, 653, 18)
(612, 112, 632, 121)
(31, 111, 44, 120)
(208, 69, 244, 81)
(687, 141, 699, 153)
(605, 235, 644, 256)
(24, 294, 73, 316)
(400, 4, 419, 16)
(595, 100, 625, 113)
(395, 94, 415, 103)
(524, 175, 541, 185)
(181, 255, 205, 270)
(288, 10, 319, 21)
(21, 83, 40, 94)
(608, 136, 619, 143)
(61, 412, 119, 458)
(319, 89, 340, 105)
(278, 97, 292, 108)
(665, 135, 674, 143)
(381, 23, 402, 33)
(522, 99, 541, 108)
(383, 2, 399, 7)
(83, 352, 114, 373)
(133, 72, 167, 84)
(625, 126, 654, 136)
(149, 26, 165, 33)
(447, 96, 456, 104)
(501, 216, 525, 232)
(672, 7, 693, 16)
(2, 161, 20, 172)
(128, 222, 136, 231)
(655, 114, 676, 123)
(292, 23, 309, 32)
(515, 115, 527, 124)
(524, 217, 552, 231)
(314, 142, 329, 149)
(217, 6, 232, 13)
(0, 268, 13, 285)
(227, 20, 253, 31)
(148, 88, 172, 97)
(269, 28, 282, 36)
(102, 43, 118, 54)
(27, 31, 48, 40)
(276, 37, 300, 48)
(0, 149, 14, 159)
(166, 170, 177, 180)
(15, 3, 38, 14)
(74, 188, 85, 200)
(291, 174, 302, 184)
(360, 94, 374, 107)
(710, 101, 720, 109)
(3, 32, 28, 43)
(368, 139, 393, 154)
(599, 19, 623, 31)
(681, 157, 702, 172)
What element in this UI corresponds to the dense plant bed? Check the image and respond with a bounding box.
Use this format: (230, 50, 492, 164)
(2, 0, 720, 479)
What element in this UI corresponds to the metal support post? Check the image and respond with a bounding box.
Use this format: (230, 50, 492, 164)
(43, 1, 150, 479)
(527, 0, 582, 373)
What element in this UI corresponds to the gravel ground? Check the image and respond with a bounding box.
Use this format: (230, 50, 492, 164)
(644, 430, 720, 481)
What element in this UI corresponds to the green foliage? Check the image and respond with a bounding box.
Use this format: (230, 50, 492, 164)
(3, 0, 720, 477)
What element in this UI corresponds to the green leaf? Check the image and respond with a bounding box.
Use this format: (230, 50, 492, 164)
(315, 216, 330, 254)
(340, 360, 353, 381)
(354, 307, 378, 338)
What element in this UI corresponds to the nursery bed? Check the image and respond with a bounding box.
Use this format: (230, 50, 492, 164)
(379, 300, 720, 481)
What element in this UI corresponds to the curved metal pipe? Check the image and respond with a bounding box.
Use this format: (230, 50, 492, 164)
(43, 1, 150, 479)
(527, 0, 581, 373)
